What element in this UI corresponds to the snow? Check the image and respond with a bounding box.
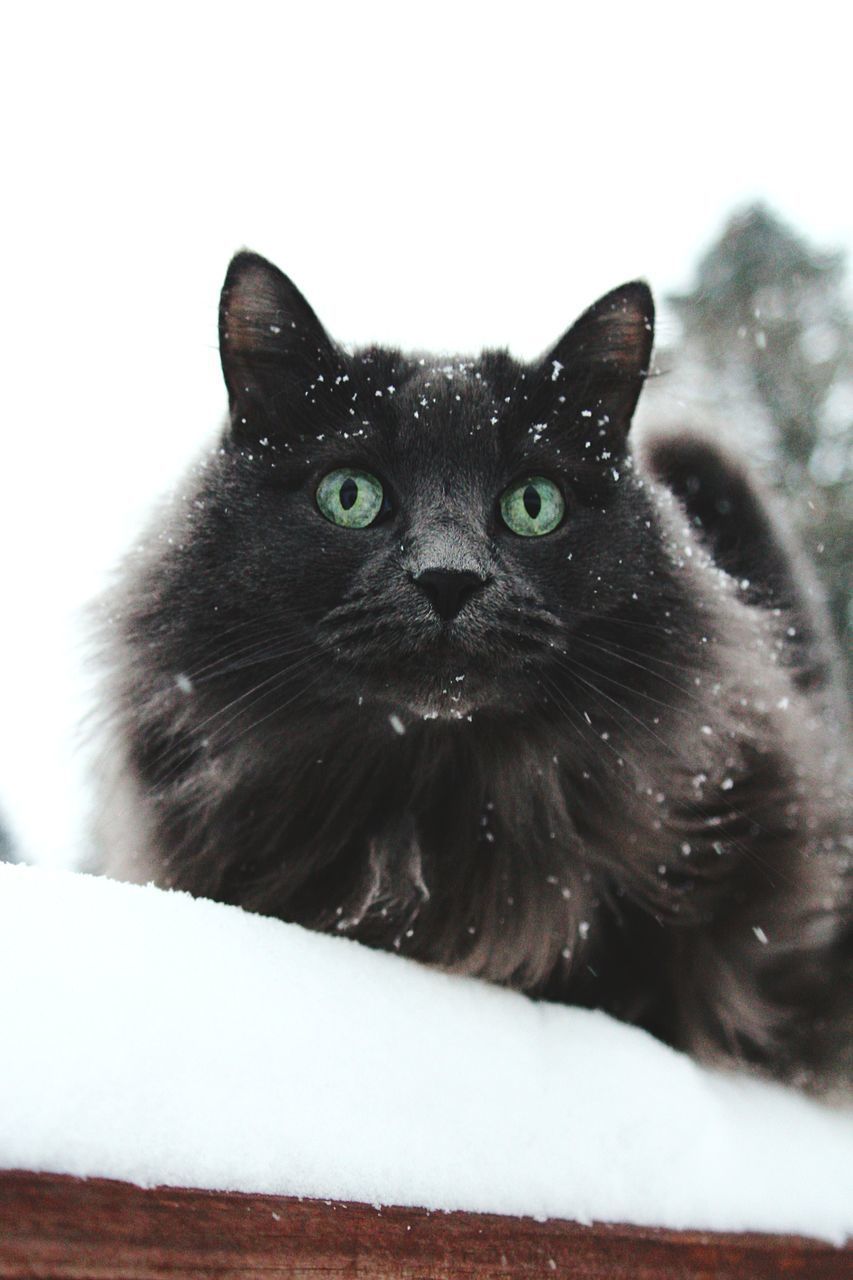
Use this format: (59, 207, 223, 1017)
(0, 863, 850, 1243)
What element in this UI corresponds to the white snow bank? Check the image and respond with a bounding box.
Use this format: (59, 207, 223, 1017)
(0, 864, 850, 1243)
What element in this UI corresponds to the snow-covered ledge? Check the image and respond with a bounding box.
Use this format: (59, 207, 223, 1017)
(0, 863, 850, 1247)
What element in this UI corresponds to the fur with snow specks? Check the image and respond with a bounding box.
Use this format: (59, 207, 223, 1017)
(95, 253, 852, 1091)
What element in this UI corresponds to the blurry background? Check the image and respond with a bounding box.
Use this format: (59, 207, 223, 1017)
(1, 1, 850, 868)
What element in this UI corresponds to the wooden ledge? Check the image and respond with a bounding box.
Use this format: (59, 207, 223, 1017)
(0, 1169, 849, 1279)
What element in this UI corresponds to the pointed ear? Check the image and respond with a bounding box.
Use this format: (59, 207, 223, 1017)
(219, 252, 340, 440)
(537, 281, 654, 445)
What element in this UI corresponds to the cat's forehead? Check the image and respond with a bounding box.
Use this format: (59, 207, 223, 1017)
(397, 361, 497, 422)
(399, 368, 503, 477)
(355, 352, 523, 467)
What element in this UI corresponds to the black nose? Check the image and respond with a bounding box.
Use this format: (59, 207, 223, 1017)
(413, 568, 486, 621)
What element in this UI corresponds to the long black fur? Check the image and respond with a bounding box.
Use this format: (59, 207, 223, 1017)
(96, 253, 851, 1090)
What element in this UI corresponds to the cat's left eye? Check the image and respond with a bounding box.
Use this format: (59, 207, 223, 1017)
(500, 476, 565, 537)
(316, 469, 387, 528)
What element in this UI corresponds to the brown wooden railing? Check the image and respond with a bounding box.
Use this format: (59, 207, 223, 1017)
(0, 1170, 850, 1278)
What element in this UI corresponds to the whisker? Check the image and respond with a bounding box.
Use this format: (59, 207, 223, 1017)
(553, 650, 691, 718)
(184, 622, 317, 683)
(568, 635, 698, 696)
(208, 663, 329, 759)
(194, 637, 319, 683)
(145, 649, 322, 790)
(552, 657, 790, 884)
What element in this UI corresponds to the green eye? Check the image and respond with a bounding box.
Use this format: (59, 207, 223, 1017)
(316, 469, 385, 528)
(500, 476, 565, 537)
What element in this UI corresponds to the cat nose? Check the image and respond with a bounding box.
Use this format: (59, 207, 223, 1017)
(412, 568, 487, 621)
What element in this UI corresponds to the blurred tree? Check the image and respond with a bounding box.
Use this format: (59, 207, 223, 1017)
(0, 817, 12, 863)
(669, 204, 852, 687)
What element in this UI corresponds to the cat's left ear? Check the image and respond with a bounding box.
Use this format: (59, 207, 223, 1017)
(536, 282, 654, 444)
(219, 251, 341, 440)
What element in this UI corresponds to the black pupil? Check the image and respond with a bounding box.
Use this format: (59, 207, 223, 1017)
(340, 477, 358, 510)
(523, 484, 541, 519)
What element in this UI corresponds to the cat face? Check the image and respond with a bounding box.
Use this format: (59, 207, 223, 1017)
(208, 254, 655, 722)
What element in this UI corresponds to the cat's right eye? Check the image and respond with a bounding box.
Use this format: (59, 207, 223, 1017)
(316, 469, 386, 528)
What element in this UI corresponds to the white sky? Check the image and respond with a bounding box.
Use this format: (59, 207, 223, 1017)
(1, 1, 851, 863)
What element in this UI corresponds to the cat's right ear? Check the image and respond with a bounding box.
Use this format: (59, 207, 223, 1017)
(532, 282, 655, 448)
(219, 252, 340, 440)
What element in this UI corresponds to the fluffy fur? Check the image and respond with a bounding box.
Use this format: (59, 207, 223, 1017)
(96, 253, 851, 1089)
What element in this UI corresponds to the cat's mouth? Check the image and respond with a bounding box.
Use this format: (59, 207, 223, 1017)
(319, 595, 566, 716)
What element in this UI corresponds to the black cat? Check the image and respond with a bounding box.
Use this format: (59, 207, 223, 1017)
(96, 252, 851, 1090)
